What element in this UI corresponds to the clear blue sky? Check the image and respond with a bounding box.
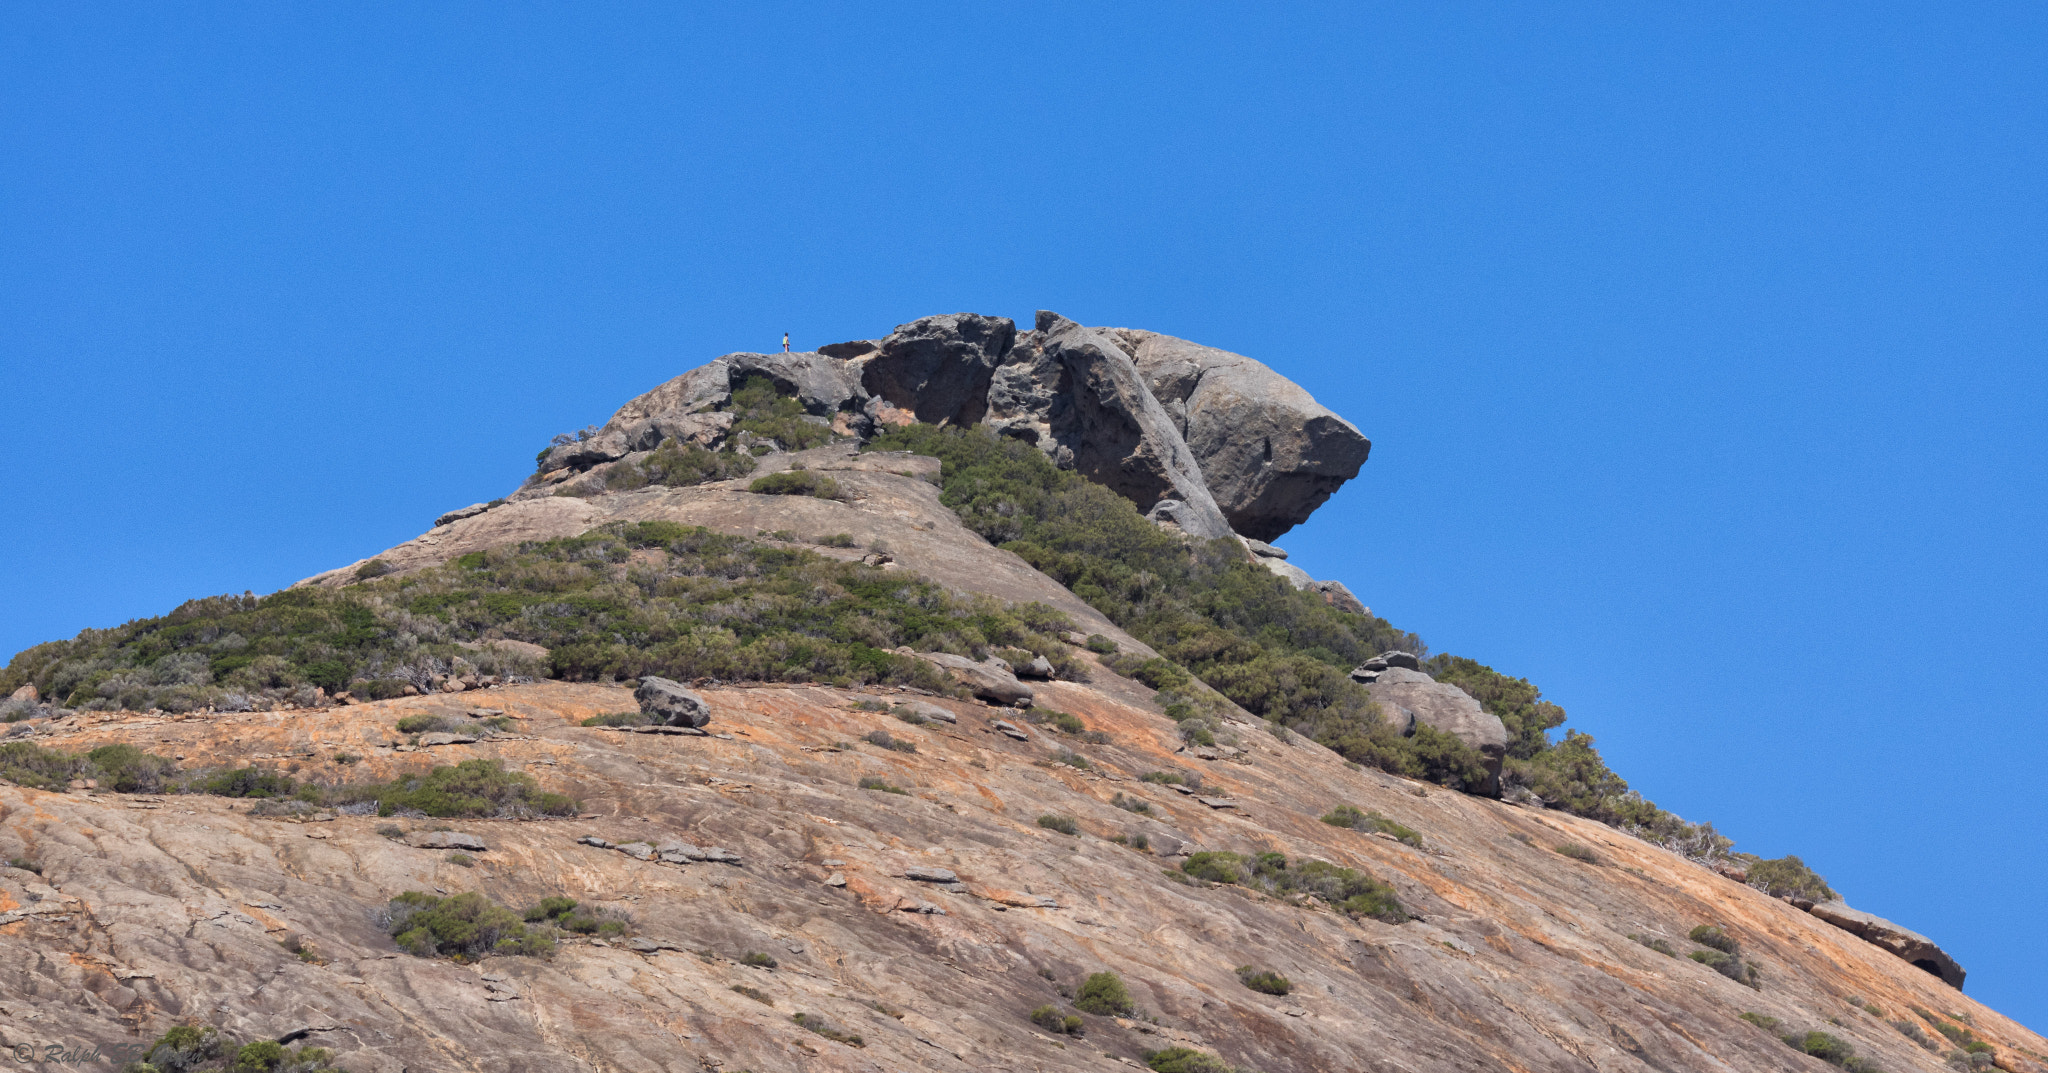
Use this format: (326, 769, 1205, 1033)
(4, 3, 2043, 1024)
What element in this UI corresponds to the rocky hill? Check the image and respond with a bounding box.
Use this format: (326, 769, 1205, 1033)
(0, 312, 2038, 1073)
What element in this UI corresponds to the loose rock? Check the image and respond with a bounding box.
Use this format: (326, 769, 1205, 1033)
(634, 676, 713, 728)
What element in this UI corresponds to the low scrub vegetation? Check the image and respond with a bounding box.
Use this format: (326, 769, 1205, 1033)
(1779, 1028, 1887, 1072)
(1236, 965, 1292, 995)
(857, 775, 906, 795)
(1553, 842, 1600, 864)
(522, 896, 627, 937)
(3, 520, 1083, 711)
(790, 1012, 862, 1047)
(748, 469, 843, 499)
(1686, 925, 1760, 988)
(384, 890, 558, 960)
(728, 373, 836, 452)
(1038, 814, 1079, 835)
(730, 984, 773, 1005)
(1030, 1004, 1084, 1034)
(126, 1026, 343, 1073)
(864, 423, 1734, 856)
(741, 951, 779, 968)
(1320, 805, 1421, 846)
(862, 729, 916, 753)
(1180, 850, 1408, 923)
(1073, 971, 1135, 1016)
(1144, 1047, 1237, 1073)
(1742, 854, 1836, 901)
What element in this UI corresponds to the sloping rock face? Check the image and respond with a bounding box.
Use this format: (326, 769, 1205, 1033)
(986, 312, 1235, 540)
(1, 679, 2031, 1073)
(1108, 328, 1371, 541)
(1364, 666, 1510, 796)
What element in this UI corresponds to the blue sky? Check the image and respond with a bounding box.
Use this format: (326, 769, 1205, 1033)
(4, 3, 2043, 1025)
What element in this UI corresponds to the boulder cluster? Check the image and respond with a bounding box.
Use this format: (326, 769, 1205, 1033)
(531, 310, 1371, 543)
(1352, 652, 1510, 796)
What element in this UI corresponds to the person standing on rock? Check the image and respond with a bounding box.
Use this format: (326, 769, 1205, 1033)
(782, 331, 790, 352)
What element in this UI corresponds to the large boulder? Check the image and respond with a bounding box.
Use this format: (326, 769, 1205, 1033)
(1365, 667, 1508, 796)
(917, 652, 1035, 707)
(634, 676, 713, 728)
(860, 313, 1016, 427)
(1108, 329, 1370, 541)
(986, 312, 1234, 541)
(1806, 902, 1966, 989)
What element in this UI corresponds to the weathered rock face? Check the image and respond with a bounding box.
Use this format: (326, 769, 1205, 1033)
(1, 680, 2028, 1073)
(1107, 329, 1370, 541)
(859, 313, 1016, 427)
(986, 312, 1235, 540)
(1364, 666, 1509, 796)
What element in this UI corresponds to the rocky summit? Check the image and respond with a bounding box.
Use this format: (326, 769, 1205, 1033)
(1, 311, 2039, 1073)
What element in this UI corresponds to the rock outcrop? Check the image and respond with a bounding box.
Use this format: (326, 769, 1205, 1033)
(858, 313, 1016, 427)
(1361, 666, 1509, 796)
(1809, 901, 1968, 989)
(515, 309, 1366, 550)
(1107, 328, 1371, 540)
(986, 312, 1234, 540)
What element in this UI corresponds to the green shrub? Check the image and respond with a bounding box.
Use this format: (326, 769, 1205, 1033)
(749, 470, 843, 499)
(81, 744, 178, 793)
(1740, 1012, 1782, 1031)
(1746, 855, 1837, 902)
(346, 759, 577, 818)
(355, 559, 394, 581)
(731, 983, 773, 1005)
(858, 775, 906, 795)
(201, 767, 297, 798)
(1781, 1030, 1858, 1068)
(1112, 792, 1151, 814)
(1689, 948, 1761, 988)
(1630, 933, 1677, 956)
(790, 1012, 862, 1046)
(446, 852, 475, 868)
(385, 891, 555, 960)
(1052, 750, 1090, 769)
(742, 951, 778, 968)
(1029, 1004, 1084, 1034)
(124, 1026, 344, 1073)
(1140, 770, 1187, 786)
(1236, 966, 1292, 995)
(396, 713, 462, 734)
(581, 711, 652, 727)
(818, 532, 857, 548)
(863, 729, 915, 753)
(635, 439, 758, 487)
(7, 858, 40, 874)
(1689, 924, 1738, 954)
(1554, 842, 1599, 864)
(1038, 814, 1079, 835)
(0, 742, 93, 790)
(728, 373, 836, 452)
(1074, 971, 1135, 1016)
(1320, 805, 1422, 846)
(1144, 1047, 1234, 1073)
(1179, 851, 1409, 923)
(1085, 634, 1118, 654)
